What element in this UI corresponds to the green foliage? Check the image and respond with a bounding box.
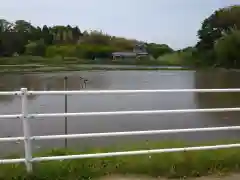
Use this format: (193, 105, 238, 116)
(0, 19, 174, 65)
(156, 48, 200, 67)
(75, 44, 115, 59)
(197, 5, 240, 51)
(146, 43, 173, 59)
(0, 141, 240, 180)
(214, 30, 240, 68)
(196, 5, 240, 67)
(46, 45, 76, 58)
(0, 19, 83, 57)
(157, 53, 183, 65)
(25, 39, 46, 56)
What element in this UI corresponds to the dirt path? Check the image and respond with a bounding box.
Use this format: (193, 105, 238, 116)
(98, 174, 240, 180)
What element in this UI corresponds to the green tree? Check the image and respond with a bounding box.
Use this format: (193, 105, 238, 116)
(109, 36, 135, 51)
(197, 5, 240, 51)
(214, 29, 240, 68)
(146, 43, 173, 59)
(0, 31, 27, 56)
(25, 39, 46, 56)
(45, 45, 76, 58)
(42, 25, 54, 45)
(72, 26, 82, 43)
(195, 5, 240, 67)
(83, 30, 111, 45)
(14, 20, 34, 33)
(0, 19, 13, 32)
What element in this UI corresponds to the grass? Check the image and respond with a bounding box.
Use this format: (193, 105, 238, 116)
(0, 55, 190, 74)
(0, 53, 201, 73)
(1, 140, 240, 180)
(0, 55, 183, 66)
(157, 53, 183, 66)
(0, 64, 189, 74)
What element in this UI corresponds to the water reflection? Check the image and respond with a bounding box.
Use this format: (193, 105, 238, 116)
(194, 70, 240, 127)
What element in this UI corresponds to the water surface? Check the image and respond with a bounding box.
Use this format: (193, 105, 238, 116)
(0, 70, 240, 155)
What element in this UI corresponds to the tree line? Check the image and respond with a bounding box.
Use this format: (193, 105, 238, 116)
(0, 4, 240, 68)
(0, 19, 173, 63)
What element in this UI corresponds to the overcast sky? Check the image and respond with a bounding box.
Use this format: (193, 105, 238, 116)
(1, 0, 239, 49)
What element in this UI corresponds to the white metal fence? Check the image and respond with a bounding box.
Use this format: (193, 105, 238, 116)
(1, 88, 240, 173)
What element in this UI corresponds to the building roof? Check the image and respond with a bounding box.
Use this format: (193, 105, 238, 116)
(112, 42, 149, 57)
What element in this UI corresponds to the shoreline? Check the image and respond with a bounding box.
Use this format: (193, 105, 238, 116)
(1, 64, 239, 74)
(0, 63, 239, 74)
(0, 64, 191, 74)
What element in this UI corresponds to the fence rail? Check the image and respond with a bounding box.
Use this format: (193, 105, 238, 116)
(0, 88, 240, 172)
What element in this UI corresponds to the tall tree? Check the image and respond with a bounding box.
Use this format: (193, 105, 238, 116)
(146, 43, 173, 59)
(197, 5, 240, 51)
(42, 25, 53, 45)
(0, 19, 13, 32)
(14, 20, 34, 33)
(72, 26, 82, 42)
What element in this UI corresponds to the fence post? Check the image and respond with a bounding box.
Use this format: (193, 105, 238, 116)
(64, 77, 68, 148)
(21, 88, 33, 172)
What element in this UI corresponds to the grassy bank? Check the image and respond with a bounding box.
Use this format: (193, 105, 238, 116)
(0, 64, 189, 74)
(0, 55, 182, 65)
(1, 141, 240, 180)
(0, 53, 197, 73)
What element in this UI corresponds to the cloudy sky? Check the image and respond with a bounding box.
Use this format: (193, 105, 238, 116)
(1, 0, 239, 49)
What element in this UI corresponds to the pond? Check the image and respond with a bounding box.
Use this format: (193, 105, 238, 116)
(0, 69, 240, 155)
